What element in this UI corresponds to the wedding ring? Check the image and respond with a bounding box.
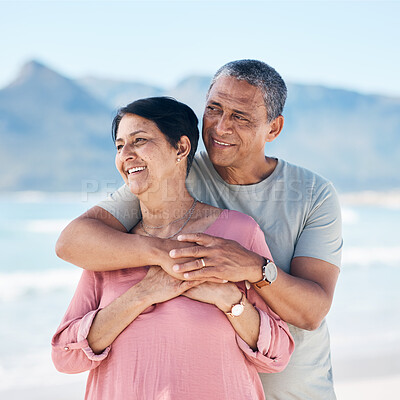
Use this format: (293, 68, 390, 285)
(200, 258, 206, 268)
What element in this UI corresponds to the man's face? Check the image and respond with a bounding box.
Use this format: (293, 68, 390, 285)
(202, 76, 271, 171)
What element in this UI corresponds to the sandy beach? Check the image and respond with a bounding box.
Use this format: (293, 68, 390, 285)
(333, 353, 400, 399)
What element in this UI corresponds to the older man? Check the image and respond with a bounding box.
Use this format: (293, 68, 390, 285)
(57, 60, 342, 399)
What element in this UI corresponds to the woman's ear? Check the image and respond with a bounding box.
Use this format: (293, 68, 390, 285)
(265, 115, 284, 143)
(176, 135, 191, 160)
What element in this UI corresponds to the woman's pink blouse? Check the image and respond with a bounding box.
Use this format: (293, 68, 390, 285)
(52, 210, 294, 399)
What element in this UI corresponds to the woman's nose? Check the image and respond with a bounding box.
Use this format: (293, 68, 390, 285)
(119, 144, 137, 161)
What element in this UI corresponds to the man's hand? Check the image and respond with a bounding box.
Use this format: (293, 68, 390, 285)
(169, 233, 265, 283)
(151, 237, 228, 284)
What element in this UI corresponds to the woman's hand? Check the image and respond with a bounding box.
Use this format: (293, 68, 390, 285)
(182, 281, 242, 313)
(137, 266, 204, 305)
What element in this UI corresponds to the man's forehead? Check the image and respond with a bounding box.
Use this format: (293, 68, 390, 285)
(208, 76, 264, 105)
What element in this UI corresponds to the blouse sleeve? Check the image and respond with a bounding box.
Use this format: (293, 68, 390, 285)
(235, 223, 295, 373)
(51, 270, 110, 374)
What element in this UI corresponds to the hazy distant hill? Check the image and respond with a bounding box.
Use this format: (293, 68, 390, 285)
(0, 60, 120, 191)
(0, 60, 399, 192)
(77, 75, 211, 116)
(78, 77, 163, 109)
(270, 84, 400, 190)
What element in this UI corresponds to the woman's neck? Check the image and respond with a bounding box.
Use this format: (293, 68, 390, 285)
(138, 188, 195, 232)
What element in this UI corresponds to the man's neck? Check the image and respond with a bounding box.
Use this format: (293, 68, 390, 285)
(213, 156, 277, 185)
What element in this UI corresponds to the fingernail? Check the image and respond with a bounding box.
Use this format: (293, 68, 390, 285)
(177, 235, 183, 241)
(184, 273, 189, 278)
(222, 280, 228, 283)
(169, 250, 176, 257)
(172, 265, 179, 272)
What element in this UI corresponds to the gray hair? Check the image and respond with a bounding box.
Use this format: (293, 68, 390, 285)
(208, 59, 287, 122)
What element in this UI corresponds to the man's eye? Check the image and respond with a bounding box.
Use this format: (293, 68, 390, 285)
(116, 144, 123, 151)
(207, 105, 220, 113)
(234, 114, 247, 121)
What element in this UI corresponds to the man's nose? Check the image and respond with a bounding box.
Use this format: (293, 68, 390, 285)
(215, 114, 233, 135)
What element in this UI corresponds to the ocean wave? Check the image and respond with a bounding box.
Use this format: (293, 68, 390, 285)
(0, 350, 87, 391)
(340, 190, 400, 209)
(0, 190, 115, 203)
(0, 269, 82, 302)
(342, 246, 400, 266)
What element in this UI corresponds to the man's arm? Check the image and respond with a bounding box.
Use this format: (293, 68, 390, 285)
(56, 206, 225, 283)
(169, 233, 339, 331)
(56, 206, 164, 270)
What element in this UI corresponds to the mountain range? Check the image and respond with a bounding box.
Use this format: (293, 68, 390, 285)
(0, 60, 399, 192)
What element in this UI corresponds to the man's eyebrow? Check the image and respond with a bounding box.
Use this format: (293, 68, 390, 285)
(115, 130, 146, 142)
(208, 100, 251, 117)
(232, 108, 251, 117)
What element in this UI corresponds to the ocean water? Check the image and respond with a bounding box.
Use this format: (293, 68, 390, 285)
(0, 192, 399, 393)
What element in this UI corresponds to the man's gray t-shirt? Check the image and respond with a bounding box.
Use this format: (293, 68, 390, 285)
(98, 151, 343, 400)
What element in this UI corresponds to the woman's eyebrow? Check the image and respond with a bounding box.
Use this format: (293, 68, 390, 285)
(115, 130, 146, 142)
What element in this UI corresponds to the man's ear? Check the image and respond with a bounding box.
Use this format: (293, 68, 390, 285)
(176, 135, 192, 159)
(265, 115, 284, 143)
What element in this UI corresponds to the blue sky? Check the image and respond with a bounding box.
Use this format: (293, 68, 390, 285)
(1, 0, 399, 97)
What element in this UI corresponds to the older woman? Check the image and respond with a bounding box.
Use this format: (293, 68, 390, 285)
(51, 97, 294, 399)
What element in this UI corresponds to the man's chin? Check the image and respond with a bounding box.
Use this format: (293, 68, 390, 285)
(207, 151, 232, 168)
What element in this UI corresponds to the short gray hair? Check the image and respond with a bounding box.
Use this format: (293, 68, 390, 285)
(208, 59, 287, 122)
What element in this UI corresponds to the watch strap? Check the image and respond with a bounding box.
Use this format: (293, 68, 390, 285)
(254, 259, 275, 289)
(226, 292, 245, 317)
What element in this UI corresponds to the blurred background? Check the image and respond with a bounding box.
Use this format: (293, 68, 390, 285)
(0, 1, 399, 398)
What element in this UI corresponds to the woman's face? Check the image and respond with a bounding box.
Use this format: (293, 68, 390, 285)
(115, 114, 181, 197)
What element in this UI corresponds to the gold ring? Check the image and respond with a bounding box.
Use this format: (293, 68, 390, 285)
(200, 258, 206, 268)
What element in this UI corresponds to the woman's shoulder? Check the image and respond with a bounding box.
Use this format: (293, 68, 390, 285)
(205, 208, 261, 249)
(219, 209, 259, 229)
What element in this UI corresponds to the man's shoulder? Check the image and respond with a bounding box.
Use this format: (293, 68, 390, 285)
(278, 159, 335, 191)
(193, 151, 211, 170)
(279, 159, 330, 184)
(275, 159, 339, 207)
(187, 151, 219, 184)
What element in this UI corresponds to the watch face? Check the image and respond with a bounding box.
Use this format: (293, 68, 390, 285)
(265, 262, 278, 283)
(231, 303, 244, 317)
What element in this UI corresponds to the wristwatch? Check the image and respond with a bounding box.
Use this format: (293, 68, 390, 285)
(226, 292, 245, 317)
(254, 259, 278, 289)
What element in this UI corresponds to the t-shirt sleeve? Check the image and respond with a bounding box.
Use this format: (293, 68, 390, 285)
(97, 184, 141, 231)
(294, 182, 343, 268)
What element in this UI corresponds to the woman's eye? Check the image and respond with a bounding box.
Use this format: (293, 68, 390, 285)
(134, 138, 146, 144)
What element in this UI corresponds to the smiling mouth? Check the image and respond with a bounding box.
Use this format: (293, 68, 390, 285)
(212, 138, 233, 147)
(127, 167, 146, 174)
